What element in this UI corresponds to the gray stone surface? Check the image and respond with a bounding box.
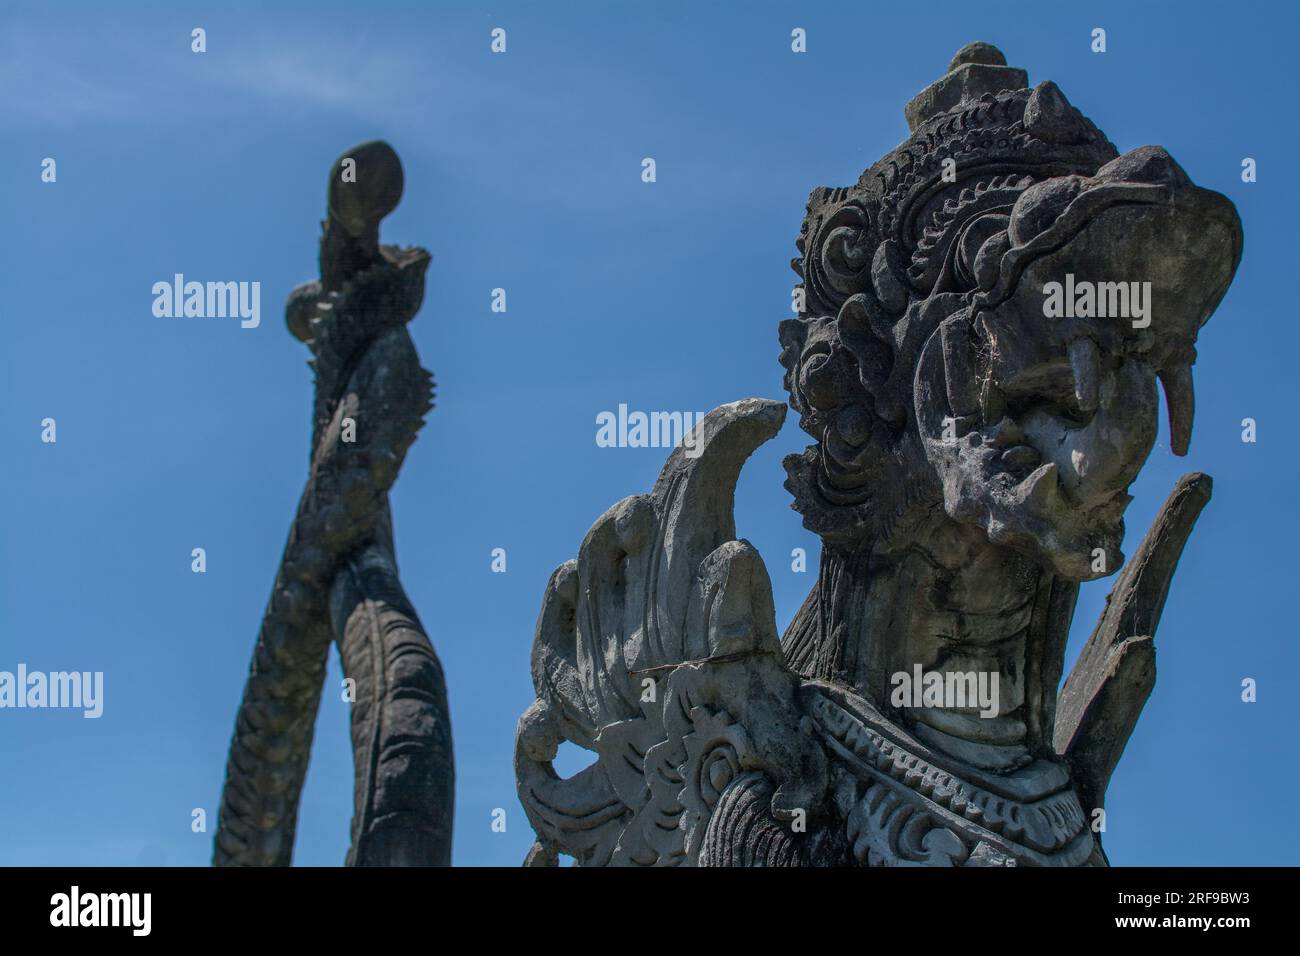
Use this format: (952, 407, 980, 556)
(214, 142, 452, 867)
(516, 45, 1242, 866)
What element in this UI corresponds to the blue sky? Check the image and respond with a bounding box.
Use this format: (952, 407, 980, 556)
(2, 0, 1296, 867)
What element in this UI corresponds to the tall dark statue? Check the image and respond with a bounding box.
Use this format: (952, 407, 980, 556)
(514, 44, 1241, 866)
(215, 142, 453, 866)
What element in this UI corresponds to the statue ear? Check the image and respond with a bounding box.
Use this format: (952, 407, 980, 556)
(837, 293, 896, 402)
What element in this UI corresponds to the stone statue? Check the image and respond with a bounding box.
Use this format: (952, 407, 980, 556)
(215, 142, 453, 866)
(514, 44, 1242, 866)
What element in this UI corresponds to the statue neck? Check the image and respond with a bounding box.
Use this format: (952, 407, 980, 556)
(786, 518, 1077, 774)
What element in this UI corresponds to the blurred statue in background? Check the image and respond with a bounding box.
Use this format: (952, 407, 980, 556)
(215, 142, 453, 866)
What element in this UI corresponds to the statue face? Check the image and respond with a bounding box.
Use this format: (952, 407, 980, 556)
(781, 83, 1241, 579)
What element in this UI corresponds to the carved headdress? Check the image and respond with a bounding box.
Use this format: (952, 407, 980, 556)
(781, 42, 1238, 578)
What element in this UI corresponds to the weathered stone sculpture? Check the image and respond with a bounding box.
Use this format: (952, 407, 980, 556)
(515, 44, 1241, 866)
(215, 142, 453, 866)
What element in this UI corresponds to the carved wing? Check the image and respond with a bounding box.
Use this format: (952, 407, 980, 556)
(515, 399, 826, 865)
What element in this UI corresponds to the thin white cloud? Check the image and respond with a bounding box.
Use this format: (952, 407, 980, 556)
(0, 15, 484, 135)
(211, 35, 453, 126)
(0, 27, 142, 123)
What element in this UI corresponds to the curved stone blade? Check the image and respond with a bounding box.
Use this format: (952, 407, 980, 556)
(648, 398, 787, 664)
(1054, 472, 1213, 817)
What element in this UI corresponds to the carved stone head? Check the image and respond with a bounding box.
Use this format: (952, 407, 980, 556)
(779, 43, 1241, 579)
